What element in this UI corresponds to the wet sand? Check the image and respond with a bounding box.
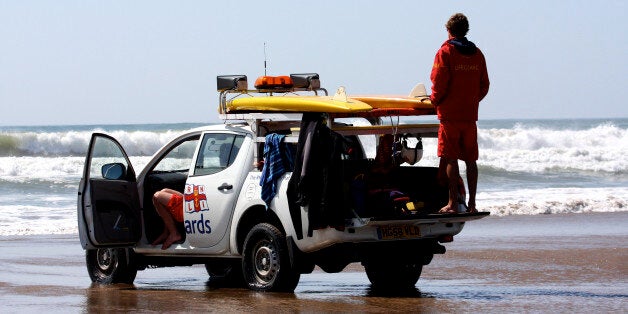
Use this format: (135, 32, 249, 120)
(1, 212, 626, 313)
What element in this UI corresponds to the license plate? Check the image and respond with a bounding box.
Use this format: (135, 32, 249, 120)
(377, 225, 421, 240)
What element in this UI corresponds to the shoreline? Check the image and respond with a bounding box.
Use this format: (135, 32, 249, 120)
(2, 210, 626, 240)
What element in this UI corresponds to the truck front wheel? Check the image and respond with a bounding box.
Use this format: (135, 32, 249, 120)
(205, 260, 245, 288)
(242, 223, 300, 292)
(86, 248, 137, 284)
(364, 262, 422, 289)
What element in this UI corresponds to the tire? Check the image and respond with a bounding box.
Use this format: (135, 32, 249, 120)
(242, 223, 300, 292)
(364, 262, 422, 289)
(317, 261, 349, 273)
(86, 248, 137, 284)
(205, 260, 245, 288)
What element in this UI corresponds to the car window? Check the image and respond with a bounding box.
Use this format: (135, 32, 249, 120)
(152, 136, 200, 172)
(194, 133, 244, 176)
(89, 136, 129, 179)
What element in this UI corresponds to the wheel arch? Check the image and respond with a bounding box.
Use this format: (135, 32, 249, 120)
(235, 205, 285, 254)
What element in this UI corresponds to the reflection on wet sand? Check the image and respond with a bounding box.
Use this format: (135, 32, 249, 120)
(1, 213, 627, 312)
(83, 275, 428, 312)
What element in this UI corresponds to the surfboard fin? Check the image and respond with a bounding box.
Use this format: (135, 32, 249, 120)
(408, 83, 427, 98)
(333, 86, 348, 102)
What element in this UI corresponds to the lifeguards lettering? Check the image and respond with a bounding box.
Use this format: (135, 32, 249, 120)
(184, 213, 212, 235)
(454, 64, 480, 71)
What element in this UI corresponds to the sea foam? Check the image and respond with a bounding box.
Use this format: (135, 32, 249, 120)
(478, 123, 627, 174)
(478, 187, 627, 216)
(0, 120, 626, 236)
(0, 156, 153, 183)
(1, 187, 625, 236)
(0, 129, 181, 157)
(1, 122, 626, 173)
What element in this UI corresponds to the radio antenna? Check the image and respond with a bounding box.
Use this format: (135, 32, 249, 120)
(263, 42, 268, 76)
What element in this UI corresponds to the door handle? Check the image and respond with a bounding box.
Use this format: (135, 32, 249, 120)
(218, 183, 233, 191)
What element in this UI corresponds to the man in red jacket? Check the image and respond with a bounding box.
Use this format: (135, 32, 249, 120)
(430, 13, 490, 214)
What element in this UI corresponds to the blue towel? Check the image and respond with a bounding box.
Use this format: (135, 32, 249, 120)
(260, 134, 290, 208)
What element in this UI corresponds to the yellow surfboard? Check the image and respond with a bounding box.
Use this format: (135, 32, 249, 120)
(350, 95, 433, 109)
(227, 96, 373, 113)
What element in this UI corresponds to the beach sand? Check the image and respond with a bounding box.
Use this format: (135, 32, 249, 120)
(0, 212, 626, 313)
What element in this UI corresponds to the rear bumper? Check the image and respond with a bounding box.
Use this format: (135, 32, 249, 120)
(363, 211, 490, 225)
(294, 212, 490, 253)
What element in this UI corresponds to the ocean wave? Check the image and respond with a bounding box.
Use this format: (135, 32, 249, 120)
(0, 129, 183, 157)
(1, 120, 625, 236)
(477, 187, 627, 216)
(0, 121, 626, 175)
(0, 204, 78, 236)
(0, 187, 626, 236)
(0, 156, 152, 183)
(477, 123, 627, 174)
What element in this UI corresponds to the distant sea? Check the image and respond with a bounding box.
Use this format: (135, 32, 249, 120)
(1, 118, 626, 235)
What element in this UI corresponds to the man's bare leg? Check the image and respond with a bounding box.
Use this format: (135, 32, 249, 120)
(465, 160, 478, 213)
(437, 158, 448, 186)
(151, 228, 169, 246)
(152, 190, 182, 249)
(439, 158, 459, 213)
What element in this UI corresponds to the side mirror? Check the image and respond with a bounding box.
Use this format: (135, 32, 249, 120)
(102, 163, 126, 180)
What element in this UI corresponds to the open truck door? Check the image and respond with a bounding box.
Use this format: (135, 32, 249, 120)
(78, 133, 141, 249)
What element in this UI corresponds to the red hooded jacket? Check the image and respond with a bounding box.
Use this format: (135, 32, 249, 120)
(430, 38, 490, 121)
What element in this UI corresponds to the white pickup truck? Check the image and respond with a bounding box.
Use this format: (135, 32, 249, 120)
(77, 73, 488, 292)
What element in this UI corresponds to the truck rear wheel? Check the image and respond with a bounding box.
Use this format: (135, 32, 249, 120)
(364, 262, 422, 289)
(242, 223, 300, 292)
(86, 248, 137, 284)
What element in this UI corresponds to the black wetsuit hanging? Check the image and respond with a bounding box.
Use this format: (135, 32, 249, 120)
(287, 113, 348, 239)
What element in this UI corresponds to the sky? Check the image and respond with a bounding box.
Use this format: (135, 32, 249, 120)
(0, 0, 626, 126)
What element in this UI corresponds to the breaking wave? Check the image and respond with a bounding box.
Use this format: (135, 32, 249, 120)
(0, 120, 626, 235)
(2, 121, 626, 174)
(478, 122, 627, 174)
(0, 130, 181, 157)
